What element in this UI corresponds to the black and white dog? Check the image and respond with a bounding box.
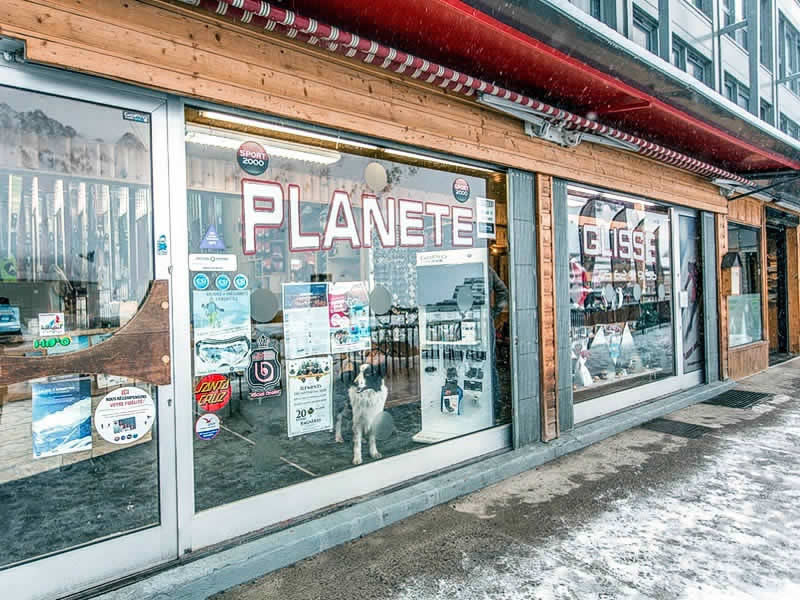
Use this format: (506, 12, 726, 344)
(335, 363, 388, 465)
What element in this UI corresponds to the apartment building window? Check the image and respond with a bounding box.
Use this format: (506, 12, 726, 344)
(632, 8, 658, 54)
(779, 14, 800, 95)
(780, 113, 800, 139)
(569, 0, 602, 19)
(760, 0, 772, 69)
(723, 0, 749, 50)
(760, 99, 773, 123)
(672, 37, 712, 86)
(725, 74, 750, 109)
(689, 0, 712, 19)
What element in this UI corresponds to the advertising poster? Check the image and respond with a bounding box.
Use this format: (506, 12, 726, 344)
(328, 281, 371, 353)
(476, 197, 496, 240)
(94, 386, 156, 445)
(679, 217, 703, 373)
(0, 305, 21, 334)
(32, 377, 92, 458)
(282, 283, 331, 359)
(193, 290, 252, 376)
(286, 356, 333, 438)
(38, 312, 65, 336)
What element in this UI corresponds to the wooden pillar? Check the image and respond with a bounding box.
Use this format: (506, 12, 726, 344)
(716, 213, 729, 380)
(536, 174, 558, 441)
(787, 226, 800, 353)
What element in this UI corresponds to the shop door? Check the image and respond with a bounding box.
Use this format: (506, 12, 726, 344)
(0, 64, 177, 599)
(767, 225, 789, 356)
(676, 211, 705, 376)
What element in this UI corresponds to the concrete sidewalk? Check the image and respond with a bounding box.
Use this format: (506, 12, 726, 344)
(214, 359, 800, 600)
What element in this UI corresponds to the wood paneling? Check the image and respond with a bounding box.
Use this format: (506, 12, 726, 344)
(536, 175, 558, 441)
(0, 0, 729, 213)
(728, 341, 769, 380)
(727, 197, 763, 227)
(788, 227, 800, 354)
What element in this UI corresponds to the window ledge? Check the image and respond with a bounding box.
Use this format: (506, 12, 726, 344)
(679, 0, 712, 26)
(728, 340, 768, 352)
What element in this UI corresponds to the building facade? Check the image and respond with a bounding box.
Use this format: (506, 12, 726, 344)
(0, 1, 798, 598)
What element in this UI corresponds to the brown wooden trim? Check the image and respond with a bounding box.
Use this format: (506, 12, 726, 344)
(0, 280, 171, 386)
(536, 175, 558, 441)
(716, 214, 729, 380)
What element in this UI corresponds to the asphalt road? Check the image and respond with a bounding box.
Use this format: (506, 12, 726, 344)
(215, 358, 800, 600)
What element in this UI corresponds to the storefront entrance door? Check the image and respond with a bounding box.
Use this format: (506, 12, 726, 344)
(767, 225, 789, 357)
(0, 63, 178, 599)
(678, 213, 705, 375)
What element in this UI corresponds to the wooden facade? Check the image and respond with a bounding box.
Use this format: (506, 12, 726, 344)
(1, 0, 794, 439)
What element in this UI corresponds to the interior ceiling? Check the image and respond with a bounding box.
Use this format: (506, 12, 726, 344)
(285, 0, 800, 175)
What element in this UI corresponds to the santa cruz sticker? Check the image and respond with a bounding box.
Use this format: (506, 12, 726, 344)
(247, 336, 282, 399)
(195, 413, 221, 440)
(95, 386, 156, 445)
(452, 177, 470, 203)
(237, 141, 269, 176)
(194, 373, 232, 413)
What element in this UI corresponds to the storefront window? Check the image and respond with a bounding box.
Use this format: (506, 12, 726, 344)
(727, 223, 762, 347)
(0, 86, 159, 566)
(185, 110, 511, 512)
(567, 185, 674, 402)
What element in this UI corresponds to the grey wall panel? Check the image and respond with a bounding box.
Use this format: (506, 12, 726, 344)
(553, 178, 574, 432)
(509, 169, 540, 447)
(702, 211, 720, 383)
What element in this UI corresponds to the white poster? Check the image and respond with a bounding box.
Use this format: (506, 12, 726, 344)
(189, 253, 237, 272)
(38, 312, 65, 336)
(192, 290, 252, 376)
(476, 197, 496, 240)
(286, 356, 334, 438)
(282, 283, 331, 359)
(94, 386, 156, 445)
(328, 281, 371, 354)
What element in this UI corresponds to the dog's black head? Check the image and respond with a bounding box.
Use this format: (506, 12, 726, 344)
(350, 364, 384, 392)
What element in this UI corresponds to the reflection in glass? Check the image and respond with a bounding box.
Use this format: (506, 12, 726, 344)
(727, 223, 762, 347)
(567, 185, 674, 403)
(185, 113, 512, 512)
(0, 86, 159, 567)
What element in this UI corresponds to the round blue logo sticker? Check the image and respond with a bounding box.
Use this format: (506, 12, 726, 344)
(233, 273, 249, 290)
(452, 177, 470, 203)
(193, 273, 210, 290)
(216, 274, 231, 291)
(195, 413, 221, 441)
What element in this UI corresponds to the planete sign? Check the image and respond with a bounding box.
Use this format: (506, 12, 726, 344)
(237, 141, 269, 176)
(194, 373, 232, 413)
(241, 180, 476, 255)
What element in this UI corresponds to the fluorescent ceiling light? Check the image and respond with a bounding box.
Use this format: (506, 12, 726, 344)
(382, 148, 495, 173)
(198, 110, 379, 150)
(185, 130, 341, 165)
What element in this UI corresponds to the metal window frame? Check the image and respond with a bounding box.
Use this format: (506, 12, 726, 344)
(0, 57, 179, 600)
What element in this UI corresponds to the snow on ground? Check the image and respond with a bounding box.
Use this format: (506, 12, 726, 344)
(395, 394, 800, 599)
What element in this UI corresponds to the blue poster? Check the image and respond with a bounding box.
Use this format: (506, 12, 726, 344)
(32, 378, 92, 458)
(0, 305, 21, 334)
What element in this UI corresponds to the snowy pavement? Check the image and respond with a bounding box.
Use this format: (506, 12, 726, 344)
(214, 359, 800, 600)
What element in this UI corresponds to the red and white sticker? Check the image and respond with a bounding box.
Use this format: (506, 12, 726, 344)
(194, 373, 232, 413)
(195, 413, 221, 440)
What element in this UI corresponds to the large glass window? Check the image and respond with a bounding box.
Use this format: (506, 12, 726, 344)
(727, 223, 763, 347)
(0, 86, 159, 567)
(184, 109, 511, 512)
(632, 8, 659, 54)
(567, 185, 674, 403)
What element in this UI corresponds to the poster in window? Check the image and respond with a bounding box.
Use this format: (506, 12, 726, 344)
(286, 356, 333, 437)
(680, 216, 703, 373)
(282, 283, 331, 359)
(328, 281, 371, 353)
(32, 377, 92, 458)
(192, 290, 252, 376)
